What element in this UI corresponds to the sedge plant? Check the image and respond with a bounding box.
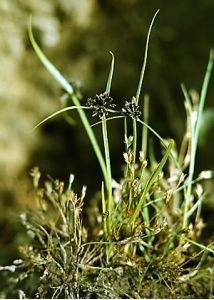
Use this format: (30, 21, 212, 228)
(29, 7, 214, 272)
(1, 11, 214, 299)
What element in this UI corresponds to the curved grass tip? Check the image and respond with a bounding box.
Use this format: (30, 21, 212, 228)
(32, 106, 89, 131)
(106, 51, 115, 95)
(28, 15, 73, 94)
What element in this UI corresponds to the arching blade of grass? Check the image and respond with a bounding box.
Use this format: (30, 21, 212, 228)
(28, 16, 73, 95)
(133, 9, 159, 166)
(182, 49, 214, 229)
(32, 106, 90, 130)
(91, 116, 124, 128)
(183, 237, 214, 254)
(129, 139, 174, 225)
(60, 99, 76, 126)
(135, 9, 159, 104)
(28, 17, 108, 187)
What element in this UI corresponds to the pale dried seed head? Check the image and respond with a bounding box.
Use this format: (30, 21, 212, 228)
(139, 150, 145, 162)
(199, 170, 212, 179)
(196, 184, 203, 197)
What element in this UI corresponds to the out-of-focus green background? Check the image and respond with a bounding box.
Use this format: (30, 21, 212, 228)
(0, 0, 214, 266)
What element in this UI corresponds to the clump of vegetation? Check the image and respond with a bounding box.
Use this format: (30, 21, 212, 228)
(1, 11, 214, 298)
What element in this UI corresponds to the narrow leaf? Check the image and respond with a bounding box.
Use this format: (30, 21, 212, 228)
(28, 16, 73, 94)
(32, 106, 89, 130)
(183, 237, 214, 254)
(106, 52, 114, 94)
(181, 83, 193, 113)
(136, 9, 159, 103)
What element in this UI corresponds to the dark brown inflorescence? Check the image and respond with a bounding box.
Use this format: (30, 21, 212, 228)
(86, 92, 116, 118)
(122, 96, 141, 120)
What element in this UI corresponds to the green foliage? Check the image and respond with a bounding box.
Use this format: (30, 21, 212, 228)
(1, 13, 214, 299)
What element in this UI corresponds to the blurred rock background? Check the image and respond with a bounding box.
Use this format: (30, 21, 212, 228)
(0, 0, 214, 264)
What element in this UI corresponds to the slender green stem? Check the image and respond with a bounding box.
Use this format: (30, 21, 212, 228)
(102, 114, 113, 234)
(101, 182, 108, 239)
(182, 49, 214, 229)
(124, 117, 128, 152)
(141, 95, 150, 229)
(124, 117, 130, 179)
(132, 118, 137, 166)
(141, 94, 149, 158)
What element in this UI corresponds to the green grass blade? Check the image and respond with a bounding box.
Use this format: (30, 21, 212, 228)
(135, 9, 159, 104)
(91, 115, 123, 128)
(60, 100, 76, 126)
(28, 17, 73, 94)
(186, 192, 207, 219)
(181, 83, 193, 114)
(106, 52, 114, 94)
(33, 106, 89, 130)
(129, 139, 174, 225)
(183, 237, 214, 254)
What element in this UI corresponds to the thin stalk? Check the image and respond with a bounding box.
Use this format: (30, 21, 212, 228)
(101, 52, 115, 234)
(141, 94, 149, 158)
(102, 114, 113, 230)
(101, 182, 108, 239)
(124, 116, 128, 152)
(140, 95, 150, 228)
(182, 49, 214, 229)
(124, 117, 129, 178)
(132, 118, 137, 166)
